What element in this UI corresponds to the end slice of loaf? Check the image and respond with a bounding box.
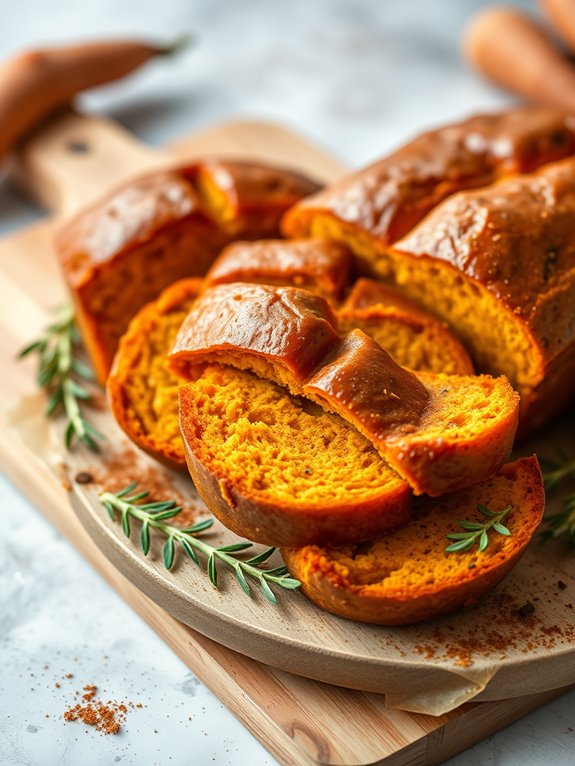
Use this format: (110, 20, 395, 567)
(107, 278, 202, 469)
(169, 283, 519, 495)
(179, 365, 412, 547)
(282, 456, 544, 625)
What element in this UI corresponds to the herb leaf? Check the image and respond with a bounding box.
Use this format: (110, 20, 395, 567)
(540, 450, 575, 546)
(445, 504, 513, 554)
(18, 304, 103, 451)
(99, 485, 301, 603)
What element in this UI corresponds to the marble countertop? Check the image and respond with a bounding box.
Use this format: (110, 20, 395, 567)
(1, 0, 574, 764)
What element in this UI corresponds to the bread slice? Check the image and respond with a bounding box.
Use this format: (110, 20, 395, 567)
(282, 456, 544, 625)
(179, 365, 411, 547)
(337, 279, 474, 374)
(169, 283, 519, 495)
(205, 238, 352, 300)
(107, 278, 202, 469)
(56, 160, 320, 382)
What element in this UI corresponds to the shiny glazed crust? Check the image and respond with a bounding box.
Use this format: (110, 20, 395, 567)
(282, 107, 575, 244)
(205, 238, 352, 300)
(56, 160, 321, 382)
(282, 457, 544, 625)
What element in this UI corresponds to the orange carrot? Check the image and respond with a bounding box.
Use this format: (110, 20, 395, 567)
(540, 0, 575, 51)
(463, 6, 575, 111)
(0, 36, 189, 163)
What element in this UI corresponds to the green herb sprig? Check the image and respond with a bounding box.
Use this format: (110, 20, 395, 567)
(18, 304, 103, 451)
(100, 484, 301, 604)
(540, 451, 575, 546)
(445, 504, 512, 553)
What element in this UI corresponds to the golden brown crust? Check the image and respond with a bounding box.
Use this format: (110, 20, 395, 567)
(283, 457, 544, 625)
(107, 278, 203, 470)
(283, 107, 575, 244)
(169, 283, 519, 495)
(56, 160, 321, 382)
(205, 238, 352, 300)
(169, 283, 340, 385)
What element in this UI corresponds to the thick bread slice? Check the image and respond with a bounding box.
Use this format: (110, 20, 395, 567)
(169, 283, 519, 495)
(179, 365, 412, 547)
(205, 238, 352, 300)
(107, 278, 202, 470)
(57, 160, 320, 382)
(282, 456, 544, 625)
(338, 279, 474, 374)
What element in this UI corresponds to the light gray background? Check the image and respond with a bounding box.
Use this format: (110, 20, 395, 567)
(1, 1, 574, 764)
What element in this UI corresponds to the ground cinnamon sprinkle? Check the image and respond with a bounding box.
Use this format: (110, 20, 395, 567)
(82, 445, 202, 528)
(413, 589, 575, 668)
(63, 684, 139, 735)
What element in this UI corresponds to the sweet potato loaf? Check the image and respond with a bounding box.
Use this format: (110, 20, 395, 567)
(205, 238, 352, 301)
(337, 279, 473, 374)
(283, 107, 575, 244)
(170, 283, 519, 495)
(179, 365, 412, 547)
(283, 456, 544, 625)
(56, 160, 321, 383)
(107, 278, 202, 470)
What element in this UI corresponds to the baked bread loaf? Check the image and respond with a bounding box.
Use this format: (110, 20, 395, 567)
(205, 238, 352, 300)
(170, 283, 519, 495)
(107, 278, 202, 470)
(282, 456, 544, 625)
(338, 279, 474, 374)
(283, 107, 575, 244)
(56, 160, 320, 383)
(179, 365, 412, 547)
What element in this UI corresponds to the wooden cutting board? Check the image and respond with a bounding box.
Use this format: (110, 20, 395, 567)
(0, 112, 573, 766)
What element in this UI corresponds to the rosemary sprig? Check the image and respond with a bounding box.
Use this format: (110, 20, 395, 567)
(540, 450, 575, 546)
(539, 450, 575, 492)
(99, 484, 301, 604)
(18, 304, 103, 451)
(445, 504, 512, 553)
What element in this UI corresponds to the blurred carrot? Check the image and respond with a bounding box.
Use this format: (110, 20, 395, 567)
(0, 36, 190, 163)
(463, 6, 575, 111)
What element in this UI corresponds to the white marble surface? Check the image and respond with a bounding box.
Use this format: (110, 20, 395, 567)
(1, 1, 574, 764)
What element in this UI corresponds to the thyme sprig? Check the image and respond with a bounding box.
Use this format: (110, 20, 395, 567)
(445, 504, 512, 553)
(540, 451, 575, 546)
(99, 484, 301, 604)
(18, 304, 103, 451)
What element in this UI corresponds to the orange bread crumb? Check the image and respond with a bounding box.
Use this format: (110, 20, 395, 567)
(337, 279, 474, 374)
(107, 278, 202, 469)
(179, 365, 411, 547)
(283, 456, 544, 625)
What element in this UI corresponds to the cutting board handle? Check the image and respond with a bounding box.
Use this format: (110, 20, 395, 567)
(11, 110, 169, 217)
